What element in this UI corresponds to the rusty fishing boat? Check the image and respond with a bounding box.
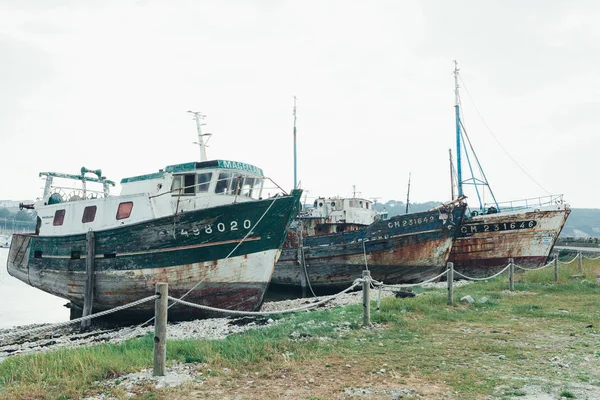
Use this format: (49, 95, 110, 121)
(7, 114, 302, 320)
(271, 194, 467, 293)
(448, 62, 570, 276)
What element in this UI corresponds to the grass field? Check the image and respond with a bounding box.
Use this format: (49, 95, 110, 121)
(1, 258, 599, 400)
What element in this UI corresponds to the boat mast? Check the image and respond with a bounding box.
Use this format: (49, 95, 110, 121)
(187, 110, 208, 161)
(449, 148, 455, 200)
(293, 96, 298, 189)
(405, 172, 411, 214)
(453, 60, 463, 198)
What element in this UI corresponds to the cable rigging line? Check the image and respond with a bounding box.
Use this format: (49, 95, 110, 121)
(458, 74, 550, 195)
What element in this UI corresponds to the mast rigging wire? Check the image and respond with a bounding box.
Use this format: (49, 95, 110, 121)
(457, 75, 550, 195)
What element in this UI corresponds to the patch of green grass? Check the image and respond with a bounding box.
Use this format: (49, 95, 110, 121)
(560, 390, 575, 398)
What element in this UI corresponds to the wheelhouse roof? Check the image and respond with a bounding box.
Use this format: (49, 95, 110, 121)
(120, 159, 264, 184)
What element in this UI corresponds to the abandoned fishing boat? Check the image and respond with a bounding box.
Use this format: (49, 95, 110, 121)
(271, 194, 467, 293)
(448, 61, 570, 276)
(7, 114, 302, 320)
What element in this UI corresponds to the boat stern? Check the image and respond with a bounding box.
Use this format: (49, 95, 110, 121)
(6, 234, 32, 285)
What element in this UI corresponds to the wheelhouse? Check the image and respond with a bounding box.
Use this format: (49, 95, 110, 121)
(33, 160, 271, 236)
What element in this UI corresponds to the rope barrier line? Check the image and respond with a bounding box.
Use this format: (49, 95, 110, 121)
(558, 254, 579, 265)
(514, 259, 555, 271)
(168, 280, 362, 316)
(453, 264, 511, 281)
(371, 269, 449, 289)
(583, 254, 600, 260)
(0, 295, 159, 343)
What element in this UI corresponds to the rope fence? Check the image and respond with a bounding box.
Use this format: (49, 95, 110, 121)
(2, 248, 598, 376)
(558, 254, 579, 265)
(0, 295, 159, 343)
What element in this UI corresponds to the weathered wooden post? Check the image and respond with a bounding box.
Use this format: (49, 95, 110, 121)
(508, 258, 515, 292)
(553, 254, 559, 283)
(153, 283, 168, 377)
(362, 270, 371, 327)
(81, 230, 95, 331)
(578, 251, 582, 274)
(447, 262, 454, 306)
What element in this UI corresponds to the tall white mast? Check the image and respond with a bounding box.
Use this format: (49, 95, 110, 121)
(187, 110, 209, 161)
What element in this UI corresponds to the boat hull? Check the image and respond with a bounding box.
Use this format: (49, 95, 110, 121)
(7, 192, 301, 320)
(271, 204, 466, 293)
(449, 207, 570, 277)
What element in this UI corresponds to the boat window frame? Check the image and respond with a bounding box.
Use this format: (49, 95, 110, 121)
(82, 205, 97, 223)
(116, 201, 134, 220)
(53, 209, 66, 226)
(197, 172, 213, 193)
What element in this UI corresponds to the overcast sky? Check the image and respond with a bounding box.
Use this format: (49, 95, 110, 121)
(1, 0, 598, 208)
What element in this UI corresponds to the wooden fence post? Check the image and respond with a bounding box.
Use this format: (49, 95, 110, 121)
(578, 251, 582, 274)
(153, 283, 168, 377)
(553, 254, 559, 283)
(508, 258, 514, 292)
(447, 262, 454, 306)
(362, 270, 371, 327)
(81, 230, 95, 331)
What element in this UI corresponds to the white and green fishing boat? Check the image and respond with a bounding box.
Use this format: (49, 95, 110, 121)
(7, 113, 302, 320)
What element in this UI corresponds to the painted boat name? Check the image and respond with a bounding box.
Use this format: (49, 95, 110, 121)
(158, 219, 253, 238)
(388, 215, 435, 229)
(460, 220, 537, 235)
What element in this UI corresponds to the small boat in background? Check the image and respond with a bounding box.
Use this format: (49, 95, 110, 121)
(7, 113, 302, 320)
(271, 193, 466, 293)
(448, 62, 570, 276)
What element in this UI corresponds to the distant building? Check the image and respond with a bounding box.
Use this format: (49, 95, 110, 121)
(0, 200, 34, 210)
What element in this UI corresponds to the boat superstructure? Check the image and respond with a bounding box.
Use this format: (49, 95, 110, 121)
(448, 62, 570, 275)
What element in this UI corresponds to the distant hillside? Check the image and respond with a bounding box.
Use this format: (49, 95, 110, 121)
(375, 200, 445, 216)
(376, 201, 600, 238)
(560, 208, 600, 238)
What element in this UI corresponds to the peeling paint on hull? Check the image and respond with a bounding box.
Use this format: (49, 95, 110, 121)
(272, 205, 466, 293)
(7, 193, 301, 320)
(449, 207, 570, 277)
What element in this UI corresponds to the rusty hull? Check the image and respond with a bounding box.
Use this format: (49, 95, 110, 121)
(449, 207, 571, 277)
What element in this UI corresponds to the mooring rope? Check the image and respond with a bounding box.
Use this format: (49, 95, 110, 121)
(0, 295, 159, 343)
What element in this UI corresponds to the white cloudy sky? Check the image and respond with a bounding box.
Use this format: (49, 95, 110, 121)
(1, 0, 598, 208)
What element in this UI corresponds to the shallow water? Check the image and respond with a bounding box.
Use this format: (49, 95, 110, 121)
(0, 248, 68, 329)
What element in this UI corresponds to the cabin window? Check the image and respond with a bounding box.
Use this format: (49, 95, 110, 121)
(184, 174, 195, 194)
(197, 172, 212, 193)
(215, 172, 234, 195)
(240, 177, 255, 198)
(366, 203, 370, 209)
(116, 202, 134, 220)
(53, 209, 66, 226)
(82, 206, 97, 223)
(171, 174, 196, 195)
